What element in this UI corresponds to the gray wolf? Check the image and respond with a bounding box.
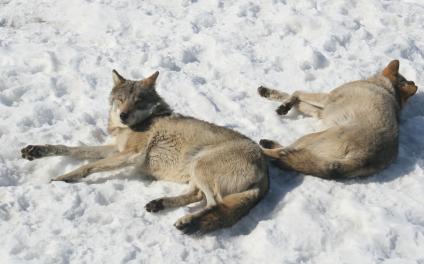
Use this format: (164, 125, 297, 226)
(21, 70, 268, 234)
(258, 60, 417, 179)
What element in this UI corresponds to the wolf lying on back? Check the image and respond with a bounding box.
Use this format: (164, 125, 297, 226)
(258, 60, 417, 179)
(21, 70, 268, 234)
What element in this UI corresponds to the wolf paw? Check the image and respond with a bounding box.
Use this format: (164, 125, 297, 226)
(50, 176, 79, 183)
(258, 86, 271, 97)
(276, 103, 292, 115)
(327, 162, 344, 179)
(21, 145, 49, 160)
(145, 199, 164, 213)
(174, 214, 201, 235)
(259, 139, 281, 149)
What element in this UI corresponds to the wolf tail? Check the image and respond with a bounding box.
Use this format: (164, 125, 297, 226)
(176, 181, 268, 234)
(264, 147, 372, 179)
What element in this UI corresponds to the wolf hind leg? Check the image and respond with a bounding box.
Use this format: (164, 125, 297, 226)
(188, 151, 223, 209)
(174, 187, 264, 234)
(273, 147, 370, 179)
(145, 186, 204, 213)
(293, 91, 328, 108)
(171, 141, 268, 234)
(295, 102, 323, 118)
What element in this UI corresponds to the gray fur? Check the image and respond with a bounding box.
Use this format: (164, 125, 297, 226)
(259, 60, 417, 179)
(21, 70, 268, 234)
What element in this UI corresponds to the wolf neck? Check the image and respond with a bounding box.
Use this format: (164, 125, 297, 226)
(108, 103, 173, 137)
(130, 101, 173, 132)
(367, 73, 397, 98)
(367, 73, 402, 122)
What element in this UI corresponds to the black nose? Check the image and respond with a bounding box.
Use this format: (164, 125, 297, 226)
(120, 112, 129, 122)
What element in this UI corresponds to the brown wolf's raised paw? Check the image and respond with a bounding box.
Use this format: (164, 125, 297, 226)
(145, 199, 164, 213)
(259, 139, 276, 149)
(259, 139, 284, 149)
(276, 103, 292, 115)
(21, 145, 48, 160)
(258, 86, 271, 97)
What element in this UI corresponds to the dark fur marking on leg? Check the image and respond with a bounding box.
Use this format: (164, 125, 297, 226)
(258, 86, 271, 98)
(145, 199, 165, 213)
(259, 139, 279, 149)
(174, 207, 217, 235)
(276, 103, 292, 115)
(175, 217, 201, 235)
(326, 162, 348, 179)
(21, 145, 49, 160)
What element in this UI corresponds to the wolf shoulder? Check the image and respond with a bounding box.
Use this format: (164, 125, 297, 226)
(323, 80, 400, 125)
(151, 114, 255, 144)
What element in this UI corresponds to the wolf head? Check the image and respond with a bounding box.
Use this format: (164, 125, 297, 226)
(381, 60, 418, 107)
(108, 70, 172, 132)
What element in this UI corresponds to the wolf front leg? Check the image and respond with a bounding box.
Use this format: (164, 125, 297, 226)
(51, 152, 143, 182)
(145, 186, 204, 212)
(257, 86, 290, 102)
(257, 85, 330, 116)
(276, 91, 329, 116)
(21, 144, 117, 160)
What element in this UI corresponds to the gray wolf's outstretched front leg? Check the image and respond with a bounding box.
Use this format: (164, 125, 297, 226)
(51, 152, 142, 182)
(21, 144, 117, 160)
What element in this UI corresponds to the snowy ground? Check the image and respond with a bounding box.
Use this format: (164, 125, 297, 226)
(1, 0, 424, 263)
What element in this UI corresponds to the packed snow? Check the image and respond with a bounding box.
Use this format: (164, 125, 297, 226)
(1, 0, 424, 263)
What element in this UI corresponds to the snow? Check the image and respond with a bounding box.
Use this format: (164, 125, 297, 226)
(1, 0, 424, 263)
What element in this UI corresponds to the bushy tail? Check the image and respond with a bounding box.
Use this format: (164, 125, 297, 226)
(264, 147, 372, 179)
(176, 182, 268, 234)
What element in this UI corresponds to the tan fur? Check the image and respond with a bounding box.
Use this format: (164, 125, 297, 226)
(258, 60, 418, 179)
(21, 70, 268, 234)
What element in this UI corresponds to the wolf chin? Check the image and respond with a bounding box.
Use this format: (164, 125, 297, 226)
(21, 70, 269, 234)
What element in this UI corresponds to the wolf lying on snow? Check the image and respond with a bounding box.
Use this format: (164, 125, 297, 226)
(258, 60, 417, 179)
(21, 70, 268, 234)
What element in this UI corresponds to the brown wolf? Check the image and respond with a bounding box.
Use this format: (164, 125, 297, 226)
(21, 70, 268, 234)
(258, 60, 417, 179)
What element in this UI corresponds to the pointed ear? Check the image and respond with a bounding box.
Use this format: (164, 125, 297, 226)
(112, 70, 125, 86)
(382, 60, 400, 82)
(143, 71, 159, 88)
(399, 82, 418, 103)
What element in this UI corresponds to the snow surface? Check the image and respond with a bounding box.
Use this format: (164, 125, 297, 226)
(1, 0, 424, 263)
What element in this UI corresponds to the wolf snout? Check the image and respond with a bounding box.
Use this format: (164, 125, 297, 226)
(120, 112, 129, 122)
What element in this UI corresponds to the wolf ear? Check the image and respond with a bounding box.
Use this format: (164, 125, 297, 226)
(382, 60, 400, 82)
(112, 70, 125, 86)
(143, 71, 159, 88)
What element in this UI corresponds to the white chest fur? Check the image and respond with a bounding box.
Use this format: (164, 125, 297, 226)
(109, 103, 127, 130)
(115, 129, 131, 152)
